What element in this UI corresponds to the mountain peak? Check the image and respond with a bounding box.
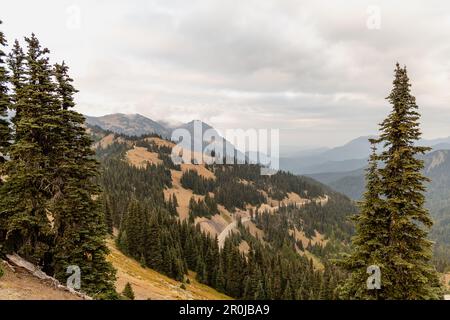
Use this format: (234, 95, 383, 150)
(85, 113, 170, 137)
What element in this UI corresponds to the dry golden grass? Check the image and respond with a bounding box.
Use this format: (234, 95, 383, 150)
(442, 273, 450, 290)
(238, 240, 250, 255)
(126, 146, 162, 168)
(257, 203, 278, 214)
(242, 220, 265, 241)
(194, 217, 219, 236)
(293, 246, 325, 271)
(289, 227, 328, 248)
(164, 164, 214, 221)
(164, 169, 204, 220)
(145, 137, 176, 149)
(93, 133, 115, 149)
(107, 239, 231, 300)
(302, 250, 325, 271)
(238, 179, 252, 185)
(181, 163, 216, 180)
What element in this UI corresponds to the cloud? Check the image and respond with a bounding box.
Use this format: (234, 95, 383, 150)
(1, 0, 450, 147)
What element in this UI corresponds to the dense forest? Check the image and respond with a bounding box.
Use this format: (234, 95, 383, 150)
(93, 124, 358, 299)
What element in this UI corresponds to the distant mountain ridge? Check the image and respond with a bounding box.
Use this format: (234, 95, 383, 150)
(280, 135, 450, 175)
(85, 113, 450, 177)
(85, 113, 171, 138)
(85, 114, 252, 164)
(85, 114, 223, 142)
(309, 150, 450, 249)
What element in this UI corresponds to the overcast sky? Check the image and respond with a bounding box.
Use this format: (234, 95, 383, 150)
(2, 0, 450, 148)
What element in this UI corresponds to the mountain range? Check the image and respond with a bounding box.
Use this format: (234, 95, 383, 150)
(86, 114, 252, 164)
(308, 150, 450, 253)
(85, 113, 450, 252)
(86, 113, 450, 175)
(281, 136, 450, 175)
(85, 113, 171, 138)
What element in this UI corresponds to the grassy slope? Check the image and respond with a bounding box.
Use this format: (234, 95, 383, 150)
(107, 239, 231, 300)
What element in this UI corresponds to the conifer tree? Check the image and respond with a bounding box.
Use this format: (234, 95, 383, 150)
(0, 21, 9, 252)
(145, 217, 163, 270)
(102, 195, 114, 234)
(118, 198, 142, 257)
(339, 142, 388, 299)
(172, 194, 178, 208)
(340, 64, 442, 300)
(0, 35, 56, 263)
(375, 64, 441, 299)
(7, 40, 25, 116)
(281, 280, 293, 300)
(122, 282, 135, 300)
(254, 281, 266, 300)
(0, 31, 116, 298)
(50, 61, 116, 297)
(0, 20, 10, 167)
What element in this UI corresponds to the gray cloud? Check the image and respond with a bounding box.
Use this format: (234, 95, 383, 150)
(2, 0, 450, 147)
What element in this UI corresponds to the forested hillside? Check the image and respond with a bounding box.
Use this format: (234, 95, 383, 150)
(92, 126, 358, 299)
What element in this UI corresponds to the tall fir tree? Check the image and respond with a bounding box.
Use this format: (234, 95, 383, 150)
(339, 64, 442, 300)
(0, 21, 11, 253)
(376, 64, 441, 299)
(7, 40, 25, 124)
(0, 20, 10, 167)
(0, 32, 116, 297)
(122, 282, 135, 300)
(338, 141, 389, 299)
(102, 195, 114, 235)
(0, 35, 56, 263)
(50, 61, 116, 297)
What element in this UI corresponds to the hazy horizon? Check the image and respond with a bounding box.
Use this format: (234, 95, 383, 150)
(2, 0, 450, 148)
(84, 112, 450, 152)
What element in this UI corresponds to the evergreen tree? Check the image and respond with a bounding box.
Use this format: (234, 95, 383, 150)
(145, 217, 163, 271)
(339, 142, 388, 299)
(254, 281, 266, 300)
(376, 64, 441, 299)
(172, 194, 178, 207)
(281, 280, 293, 300)
(340, 64, 442, 300)
(118, 198, 143, 257)
(102, 195, 114, 234)
(0, 22, 10, 252)
(0, 20, 10, 167)
(49, 61, 116, 297)
(0, 33, 116, 297)
(122, 282, 135, 300)
(7, 40, 25, 120)
(0, 35, 56, 263)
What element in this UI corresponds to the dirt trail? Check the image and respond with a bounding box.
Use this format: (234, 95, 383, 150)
(217, 195, 330, 249)
(0, 262, 82, 300)
(217, 216, 251, 248)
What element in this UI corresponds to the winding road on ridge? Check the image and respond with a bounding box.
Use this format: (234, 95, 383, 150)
(217, 216, 251, 249)
(216, 196, 330, 249)
(217, 201, 310, 248)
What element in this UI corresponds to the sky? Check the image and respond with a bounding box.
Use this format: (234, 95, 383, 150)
(2, 0, 450, 148)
